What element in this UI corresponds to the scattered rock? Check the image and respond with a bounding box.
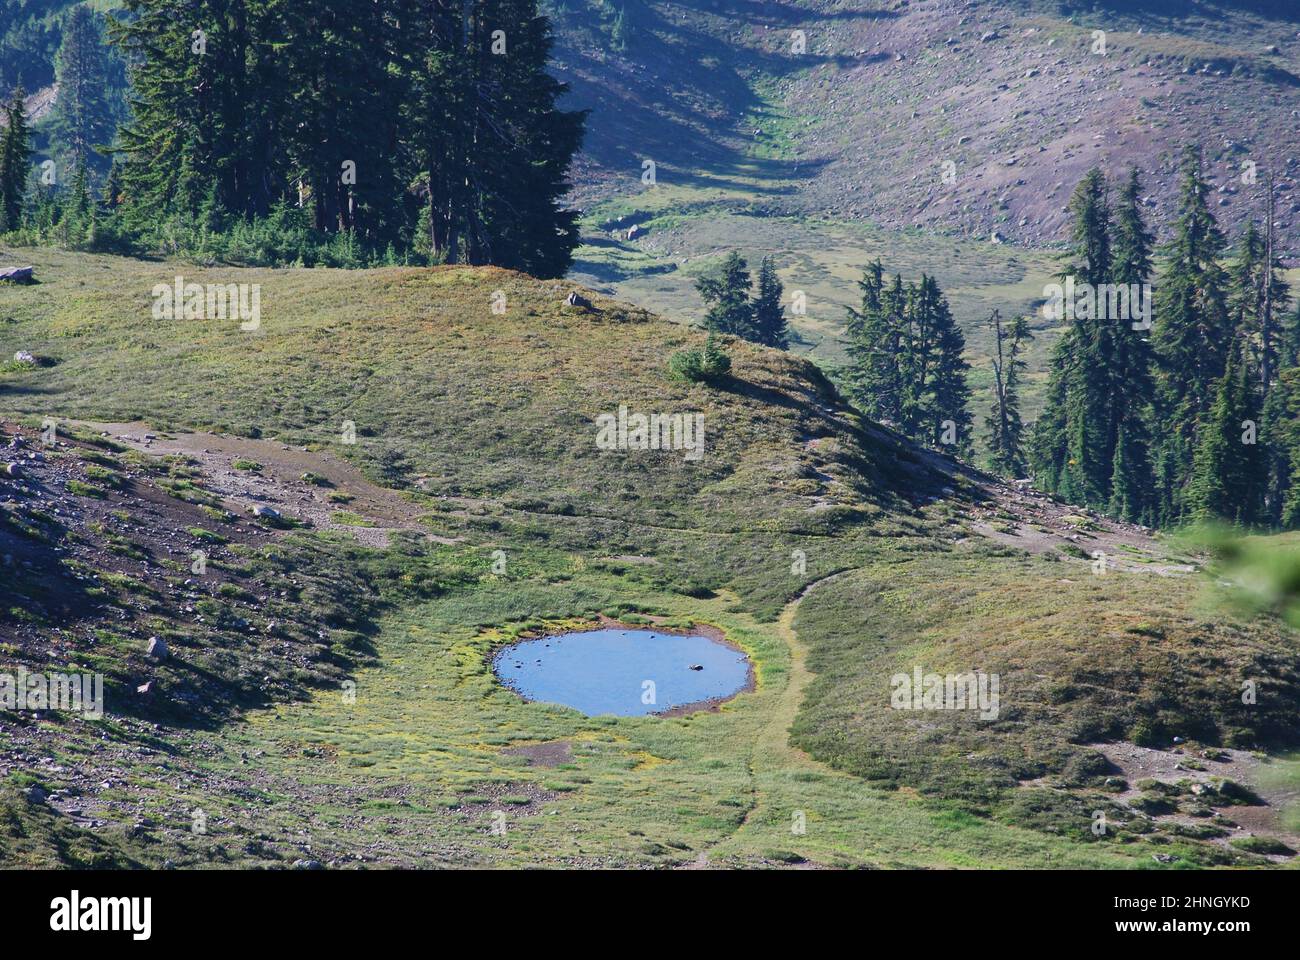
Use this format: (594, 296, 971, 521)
(0, 266, 34, 283)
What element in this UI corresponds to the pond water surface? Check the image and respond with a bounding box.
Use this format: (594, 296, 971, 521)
(493, 628, 751, 717)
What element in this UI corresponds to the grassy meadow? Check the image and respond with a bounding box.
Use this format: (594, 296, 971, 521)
(2, 248, 1298, 868)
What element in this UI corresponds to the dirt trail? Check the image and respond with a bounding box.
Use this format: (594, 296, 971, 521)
(69, 420, 452, 548)
(682, 571, 853, 869)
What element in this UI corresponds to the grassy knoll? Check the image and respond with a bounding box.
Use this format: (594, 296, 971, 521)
(2, 248, 1297, 868)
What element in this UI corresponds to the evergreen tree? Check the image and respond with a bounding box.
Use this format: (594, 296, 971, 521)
(48, 6, 117, 176)
(985, 310, 1032, 476)
(0, 85, 31, 230)
(1109, 422, 1145, 522)
(1228, 221, 1266, 347)
(101, 159, 123, 210)
(695, 252, 755, 339)
(1152, 145, 1232, 522)
(1031, 168, 1115, 507)
(107, 0, 585, 273)
(922, 276, 973, 452)
(280, 0, 405, 238)
(1190, 341, 1263, 524)
(845, 266, 970, 450)
(1108, 167, 1157, 522)
(110, 1, 285, 219)
(403, 0, 585, 275)
(845, 265, 908, 425)
(751, 256, 789, 349)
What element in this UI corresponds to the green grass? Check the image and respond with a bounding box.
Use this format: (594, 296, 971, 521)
(1, 248, 1296, 868)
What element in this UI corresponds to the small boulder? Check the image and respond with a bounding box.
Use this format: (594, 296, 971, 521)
(627, 224, 644, 240)
(13, 350, 36, 365)
(292, 859, 324, 870)
(147, 637, 169, 660)
(0, 266, 34, 284)
(688, 663, 703, 671)
(252, 505, 281, 519)
(136, 681, 153, 695)
(4, 462, 21, 478)
(565, 290, 593, 310)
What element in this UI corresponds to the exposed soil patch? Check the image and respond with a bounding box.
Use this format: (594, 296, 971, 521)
(501, 740, 573, 768)
(1094, 741, 1300, 861)
(67, 420, 450, 548)
(897, 432, 1193, 575)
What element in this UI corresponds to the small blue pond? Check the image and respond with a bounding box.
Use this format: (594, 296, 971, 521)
(493, 628, 751, 717)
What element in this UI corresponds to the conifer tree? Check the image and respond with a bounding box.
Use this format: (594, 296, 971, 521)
(751, 256, 789, 349)
(0, 86, 32, 231)
(923, 277, 973, 452)
(1190, 341, 1263, 524)
(1109, 422, 1145, 522)
(48, 6, 117, 175)
(1031, 168, 1115, 507)
(1108, 167, 1157, 521)
(1152, 145, 1232, 522)
(985, 310, 1032, 476)
(845, 262, 909, 424)
(111, 1, 284, 219)
(695, 252, 755, 339)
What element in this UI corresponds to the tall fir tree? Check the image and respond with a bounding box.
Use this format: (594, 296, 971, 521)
(695, 252, 755, 339)
(401, 0, 584, 275)
(110, 0, 286, 219)
(1108, 167, 1157, 522)
(923, 276, 973, 453)
(985, 310, 1032, 476)
(280, 0, 405, 238)
(751, 256, 789, 349)
(845, 264, 906, 424)
(472, 0, 586, 276)
(48, 6, 117, 176)
(1151, 145, 1232, 522)
(0, 85, 32, 231)
(1031, 168, 1115, 507)
(1189, 340, 1263, 524)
